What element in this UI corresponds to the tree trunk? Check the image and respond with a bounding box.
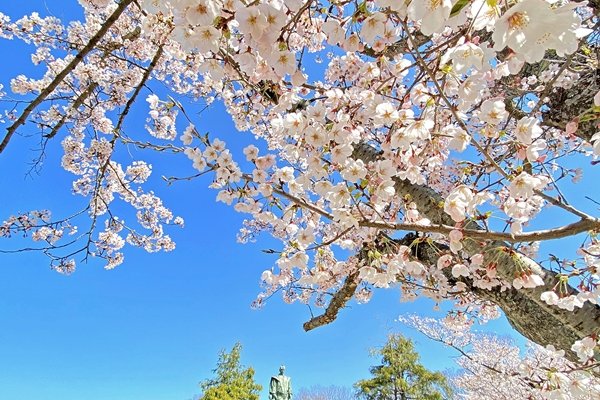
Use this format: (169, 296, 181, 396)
(309, 143, 600, 362)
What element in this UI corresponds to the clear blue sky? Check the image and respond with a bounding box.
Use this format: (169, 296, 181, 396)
(1, 2, 590, 400)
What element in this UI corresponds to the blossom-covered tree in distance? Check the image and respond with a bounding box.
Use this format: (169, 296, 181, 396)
(0, 1, 599, 394)
(295, 385, 356, 400)
(400, 315, 600, 399)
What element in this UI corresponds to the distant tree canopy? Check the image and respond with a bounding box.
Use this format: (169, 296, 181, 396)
(296, 384, 357, 400)
(198, 343, 262, 400)
(355, 334, 451, 400)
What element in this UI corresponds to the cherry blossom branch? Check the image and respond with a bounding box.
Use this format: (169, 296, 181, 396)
(116, 44, 164, 132)
(280, 0, 313, 36)
(0, 0, 135, 155)
(305, 226, 354, 252)
(269, 185, 335, 220)
(44, 82, 99, 140)
(269, 176, 600, 244)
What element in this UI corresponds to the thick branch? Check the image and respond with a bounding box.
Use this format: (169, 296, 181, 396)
(303, 270, 360, 331)
(358, 217, 599, 243)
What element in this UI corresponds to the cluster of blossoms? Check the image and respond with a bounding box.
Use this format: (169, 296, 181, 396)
(1, 0, 599, 392)
(1, 210, 60, 240)
(146, 95, 178, 140)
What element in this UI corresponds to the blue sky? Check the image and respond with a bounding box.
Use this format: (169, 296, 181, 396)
(1, 2, 593, 400)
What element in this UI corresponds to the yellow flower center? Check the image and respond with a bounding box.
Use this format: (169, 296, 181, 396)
(507, 12, 529, 31)
(196, 4, 207, 15)
(486, 8, 498, 18)
(428, 0, 442, 11)
(461, 49, 473, 59)
(278, 54, 289, 64)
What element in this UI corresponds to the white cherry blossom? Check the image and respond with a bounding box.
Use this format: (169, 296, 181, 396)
(408, 0, 453, 36)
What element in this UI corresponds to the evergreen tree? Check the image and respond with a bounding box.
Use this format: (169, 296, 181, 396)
(198, 343, 262, 400)
(355, 335, 451, 400)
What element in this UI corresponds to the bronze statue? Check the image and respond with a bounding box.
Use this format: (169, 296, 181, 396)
(269, 365, 292, 400)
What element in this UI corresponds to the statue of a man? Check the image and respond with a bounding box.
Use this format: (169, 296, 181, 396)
(269, 365, 292, 400)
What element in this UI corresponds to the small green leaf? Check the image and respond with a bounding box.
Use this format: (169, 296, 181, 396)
(441, 64, 453, 74)
(357, 1, 368, 15)
(581, 45, 592, 56)
(450, 0, 470, 18)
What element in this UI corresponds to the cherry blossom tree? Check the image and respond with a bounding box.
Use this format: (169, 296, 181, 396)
(1, 1, 599, 391)
(401, 315, 600, 399)
(295, 385, 356, 400)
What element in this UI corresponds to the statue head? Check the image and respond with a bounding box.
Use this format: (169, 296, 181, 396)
(279, 365, 286, 375)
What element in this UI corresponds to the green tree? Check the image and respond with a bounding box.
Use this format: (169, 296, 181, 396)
(198, 343, 262, 400)
(355, 335, 451, 400)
